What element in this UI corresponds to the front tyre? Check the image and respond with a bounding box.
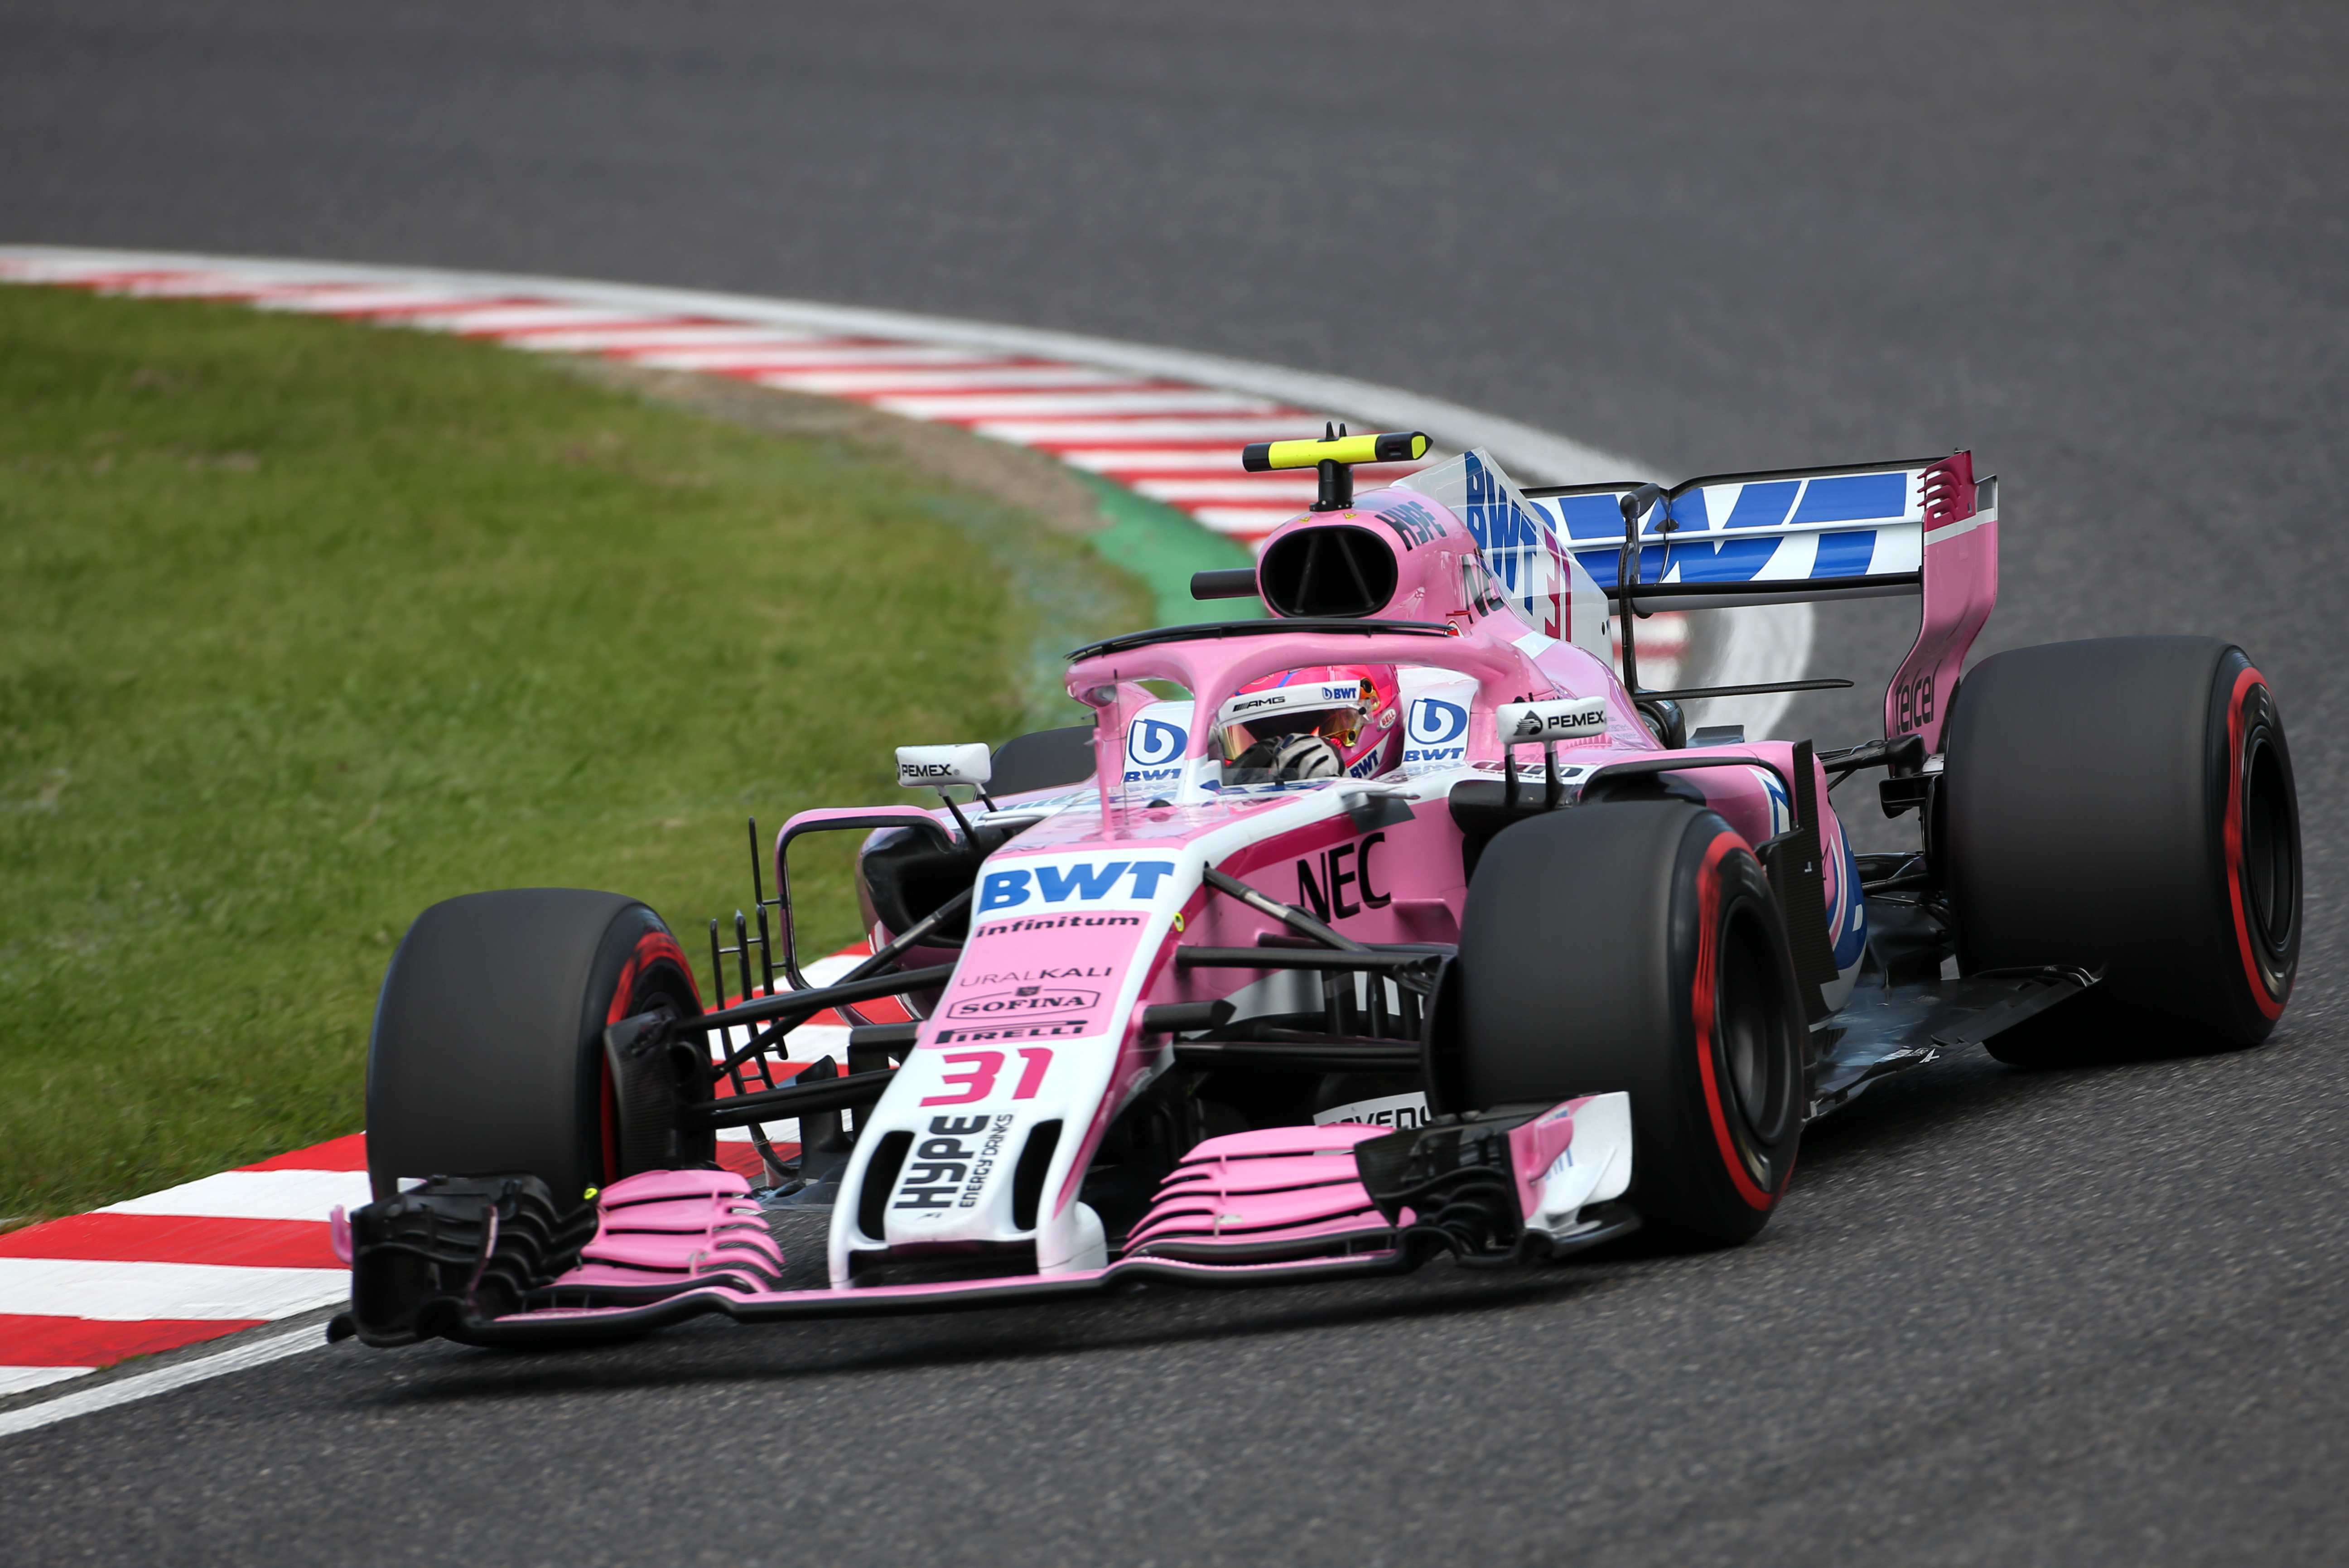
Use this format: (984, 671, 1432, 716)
(1944, 637, 2299, 1066)
(366, 889, 705, 1204)
(1456, 803, 1807, 1250)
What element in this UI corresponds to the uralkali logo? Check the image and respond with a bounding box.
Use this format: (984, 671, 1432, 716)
(977, 857, 1178, 915)
(945, 986, 1100, 1019)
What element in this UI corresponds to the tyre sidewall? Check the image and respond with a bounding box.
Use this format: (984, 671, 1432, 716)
(1457, 804, 1805, 1249)
(1649, 819, 1805, 1245)
(1946, 637, 2297, 1060)
(367, 890, 701, 1202)
(2210, 654, 2298, 1037)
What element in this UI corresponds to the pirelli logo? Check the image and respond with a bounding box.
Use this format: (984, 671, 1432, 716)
(930, 1020, 1095, 1044)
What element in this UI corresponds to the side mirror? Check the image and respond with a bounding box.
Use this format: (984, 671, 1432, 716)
(896, 744, 993, 790)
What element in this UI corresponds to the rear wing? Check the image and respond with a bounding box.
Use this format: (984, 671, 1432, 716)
(1524, 454, 1998, 751)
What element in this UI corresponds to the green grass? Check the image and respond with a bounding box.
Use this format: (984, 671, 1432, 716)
(0, 285, 1148, 1224)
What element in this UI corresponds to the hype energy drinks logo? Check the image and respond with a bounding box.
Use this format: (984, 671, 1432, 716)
(1124, 701, 1190, 788)
(974, 854, 1183, 934)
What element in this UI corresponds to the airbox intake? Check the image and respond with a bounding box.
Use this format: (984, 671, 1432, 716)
(1258, 526, 1399, 619)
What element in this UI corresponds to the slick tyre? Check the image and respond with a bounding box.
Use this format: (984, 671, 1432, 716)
(1457, 803, 1806, 1250)
(1944, 637, 2299, 1066)
(366, 889, 704, 1204)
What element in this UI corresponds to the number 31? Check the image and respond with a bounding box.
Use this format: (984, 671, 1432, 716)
(920, 1047, 1052, 1105)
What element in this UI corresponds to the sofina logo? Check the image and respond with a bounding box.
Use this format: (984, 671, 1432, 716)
(978, 859, 1178, 914)
(945, 986, 1100, 1019)
(1406, 697, 1468, 764)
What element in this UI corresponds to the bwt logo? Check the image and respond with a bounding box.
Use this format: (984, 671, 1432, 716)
(1461, 454, 1542, 591)
(1125, 718, 1187, 782)
(1407, 697, 1467, 764)
(979, 859, 1177, 911)
(1409, 698, 1467, 745)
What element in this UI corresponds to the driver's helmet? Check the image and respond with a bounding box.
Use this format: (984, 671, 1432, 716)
(1214, 665, 1402, 785)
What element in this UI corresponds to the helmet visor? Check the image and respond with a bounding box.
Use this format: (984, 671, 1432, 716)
(1216, 702, 1363, 762)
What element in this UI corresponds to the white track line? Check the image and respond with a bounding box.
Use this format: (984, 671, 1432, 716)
(0, 1318, 328, 1441)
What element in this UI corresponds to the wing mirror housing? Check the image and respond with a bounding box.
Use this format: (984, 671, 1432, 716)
(895, 744, 992, 791)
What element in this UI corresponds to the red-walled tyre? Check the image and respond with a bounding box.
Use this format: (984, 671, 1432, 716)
(1945, 638, 2292, 1066)
(1457, 802, 1807, 1250)
(366, 889, 705, 1205)
(1944, 637, 2299, 1066)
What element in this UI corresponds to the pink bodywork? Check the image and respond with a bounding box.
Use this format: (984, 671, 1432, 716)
(548, 1169, 786, 1293)
(802, 490, 1825, 1269)
(1123, 1123, 1399, 1257)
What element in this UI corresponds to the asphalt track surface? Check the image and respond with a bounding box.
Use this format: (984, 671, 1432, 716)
(3, 3, 2345, 1562)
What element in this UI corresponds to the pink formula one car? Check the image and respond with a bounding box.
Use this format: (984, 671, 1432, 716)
(338, 434, 2300, 1349)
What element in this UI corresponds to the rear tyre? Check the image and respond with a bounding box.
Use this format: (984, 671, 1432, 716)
(366, 889, 704, 1204)
(1456, 803, 1807, 1250)
(1944, 637, 2299, 1066)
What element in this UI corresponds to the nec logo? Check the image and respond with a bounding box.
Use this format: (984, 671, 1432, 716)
(979, 859, 1177, 912)
(1295, 831, 1391, 921)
